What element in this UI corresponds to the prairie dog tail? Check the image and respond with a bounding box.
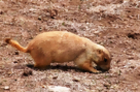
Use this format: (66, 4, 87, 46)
(5, 38, 28, 53)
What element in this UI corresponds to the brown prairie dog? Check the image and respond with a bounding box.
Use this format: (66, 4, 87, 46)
(5, 31, 111, 73)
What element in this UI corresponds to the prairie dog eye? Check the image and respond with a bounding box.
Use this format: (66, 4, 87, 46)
(104, 58, 107, 62)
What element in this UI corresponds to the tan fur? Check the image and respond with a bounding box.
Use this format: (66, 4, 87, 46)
(5, 31, 111, 73)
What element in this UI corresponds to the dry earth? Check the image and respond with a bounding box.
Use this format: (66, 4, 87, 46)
(0, 0, 140, 92)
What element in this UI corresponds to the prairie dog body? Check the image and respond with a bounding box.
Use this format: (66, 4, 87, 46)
(5, 31, 111, 73)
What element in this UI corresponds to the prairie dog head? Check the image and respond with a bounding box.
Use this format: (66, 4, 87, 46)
(93, 45, 111, 71)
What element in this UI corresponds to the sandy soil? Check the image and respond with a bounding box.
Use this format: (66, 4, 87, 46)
(0, 0, 140, 92)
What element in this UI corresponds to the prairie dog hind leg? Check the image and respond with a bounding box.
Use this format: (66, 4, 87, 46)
(30, 49, 52, 69)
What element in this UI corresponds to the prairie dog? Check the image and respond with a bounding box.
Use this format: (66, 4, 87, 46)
(5, 31, 111, 73)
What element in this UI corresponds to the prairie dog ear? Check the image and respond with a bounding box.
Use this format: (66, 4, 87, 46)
(97, 49, 103, 54)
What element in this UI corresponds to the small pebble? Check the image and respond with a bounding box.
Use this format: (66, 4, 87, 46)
(4, 86, 10, 90)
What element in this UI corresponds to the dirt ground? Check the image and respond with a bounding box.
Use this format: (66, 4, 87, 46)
(0, 0, 140, 92)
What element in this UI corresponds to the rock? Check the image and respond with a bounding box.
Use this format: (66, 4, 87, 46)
(22, 69, 33, 76)
(52, 76, 58, 79)
(4, 86, 10, 90)
(110, 84, 119, 89)
(72, 77, 80, 82)
(103, 83, 110, 89)
(14, 51, 19, 55)
(49, 9, 58, 19)
(38, 16, 42, 20)
(13, 61, 18, 63)
(42, 85, 46, 88)
(0, 9, 3, 14)
(47, 86, 70, 92)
